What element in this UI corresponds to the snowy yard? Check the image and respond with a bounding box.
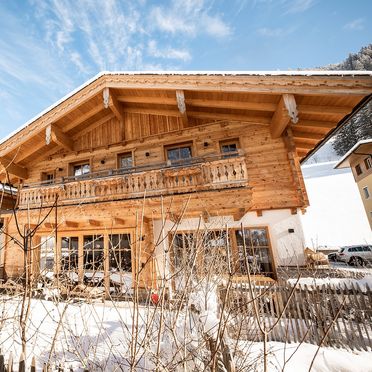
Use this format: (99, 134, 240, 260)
(0, 296, 371, 371)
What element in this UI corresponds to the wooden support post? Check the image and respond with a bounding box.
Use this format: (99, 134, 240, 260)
(104, 234, 110, 298)
(46, 124, 74, 151)
(78, 234, 84, 284)
(176, 90, 189, 127)
(270, 94, 298, 138)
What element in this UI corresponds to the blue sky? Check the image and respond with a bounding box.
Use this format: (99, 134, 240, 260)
(0, 0, 371, 140)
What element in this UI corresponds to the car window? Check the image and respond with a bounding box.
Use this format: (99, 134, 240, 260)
(339, 248, 345, 253)
(349, 247, 356, 252)
(356, 247, 363, 252)
(362, 246, 371, 252)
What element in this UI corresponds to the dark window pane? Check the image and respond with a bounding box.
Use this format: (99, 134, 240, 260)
(109, 234, 131, 271)
(83, 235, 104, 271)
(120, 154, 133, 169)
(61, 237, 78, 270)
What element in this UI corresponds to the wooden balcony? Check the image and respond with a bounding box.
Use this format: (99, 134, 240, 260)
(18, 154, 249, 209)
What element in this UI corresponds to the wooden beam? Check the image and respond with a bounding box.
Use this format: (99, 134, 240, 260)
(187, 99, 277, 112)
(233, 208, 247, 221)
(117, 95, 277, 112)
(291, 208, 298, 215)
(294, 141, 314, 150)
(270, 94, 298, 138)
(46, 124, 73, 151)
(296, 120, 338, 129)
(63, 220, 79, 228)
(113, 217, 125, 225)
(123, 107, 181, 117)
(63, 105, 103, 132)
(292, 131, 323, 141)
(188, 111, 271, 124)
(176, 90, 189, 127)
(88, 219, 101, 226)
(117, 95, 177, 105)
(103, 88, 125, 126)
(43, 222, 56, 229)
(256, 210, 263, 217)
(298, 104, 352, 116)
(0, 157, 28, 179)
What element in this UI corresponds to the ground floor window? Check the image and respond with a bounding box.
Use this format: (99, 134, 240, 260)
(40, 236, 55, 272)
(61, 237, 78, 271)
(83, 235, 104, 271)
(109, 234, 131, 271)
(170, 227, 274, 279)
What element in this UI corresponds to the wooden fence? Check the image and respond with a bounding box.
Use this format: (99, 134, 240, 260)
(221, 280, 372, 351)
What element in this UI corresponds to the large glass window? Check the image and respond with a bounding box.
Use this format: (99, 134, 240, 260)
(83, 235, 104, 271)
(235, 228, 273, 277)
(109, 234, 131, 271)
(203, 230, 230, 273)
(166, 144, 192, 164)
(61, 237, 78, 271)
(40, 236, 55, 272)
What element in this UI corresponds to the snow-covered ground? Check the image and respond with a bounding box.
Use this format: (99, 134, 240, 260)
(301, 161, 372, 249)
(0, 297, 371, 371)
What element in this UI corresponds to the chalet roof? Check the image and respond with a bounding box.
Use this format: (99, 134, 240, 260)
(0, 71, 372, 182)
(335, 139, 372, 169)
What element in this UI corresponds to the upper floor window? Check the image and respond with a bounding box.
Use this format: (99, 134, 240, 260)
(363, 186, 370, 199)
(118, 152, 133, 169)
(220, 139, 239, 157)
(42, 171, 55, 184)
(166, 143, 192, 164)
(73, 162, 90, 177)
(365, 157, 372, 170)
(355, 164, 362, 176)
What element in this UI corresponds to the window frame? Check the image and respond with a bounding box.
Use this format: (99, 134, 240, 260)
(364, 157, 372, 170)
(41, 170, 56, 184)
(117, 151, 134, 170)
(164, 142, 194, 164)
(219, 138, 240, 157)
(355, 164, 363, 176)
(69, 159, 91, 178)
(363, 186, 370, 199)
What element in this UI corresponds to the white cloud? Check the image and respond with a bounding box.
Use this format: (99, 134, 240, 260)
(148, 40, 191, 61)
(150, 0, 231, 38)
(343, 18, 364, 31)
(284, 0, 315, 14)
(257, 27, 295, 37)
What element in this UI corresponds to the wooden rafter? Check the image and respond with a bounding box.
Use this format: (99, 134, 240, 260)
(233, 208, 248, 221)
(46, 124, 74, 151)
(63, 220, 79, 228)
(270, 94, 298, 138)
(298, 104, 353, 117)
(73, 113, 115, 140)
(117, 95, 278, 112)
(292, 131, 324, 142)
(176, 90, 189, 127)
(0, 156, 28, 179)
(63, 105, 103, 132)
(188, 111, 271, 124)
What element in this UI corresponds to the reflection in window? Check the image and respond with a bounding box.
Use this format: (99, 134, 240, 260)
(74, 163, 90, 177)
(83, 235, 104, 271)
(61, 237, 78, 271)
(40, 236, 55, 272)
(119, 153, 133, 170)
(167, 145, 192, 164)
(109, 234, 131, 272)
(235, 228, 273, 277)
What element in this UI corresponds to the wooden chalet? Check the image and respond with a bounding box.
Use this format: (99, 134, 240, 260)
(0, 71, 371, 292)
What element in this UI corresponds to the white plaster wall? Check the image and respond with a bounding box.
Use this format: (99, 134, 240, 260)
(152, 209, 306, 278)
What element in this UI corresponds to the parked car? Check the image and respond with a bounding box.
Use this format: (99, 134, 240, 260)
(327, 252, 337, 262)
(336, 245, 372, 266)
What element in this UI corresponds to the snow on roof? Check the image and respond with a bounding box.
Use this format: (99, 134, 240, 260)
(334, 138, 372, 169)
(1, 70, 372, 146)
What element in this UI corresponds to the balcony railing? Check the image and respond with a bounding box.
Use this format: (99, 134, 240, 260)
(18, 153, 248, 208)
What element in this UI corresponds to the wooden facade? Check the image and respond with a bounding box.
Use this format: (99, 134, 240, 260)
(0, 72, 371, 290)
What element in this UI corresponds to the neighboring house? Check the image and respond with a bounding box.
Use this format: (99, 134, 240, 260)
(335, 139, 372, 229)
(0, 71, 371, 293)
